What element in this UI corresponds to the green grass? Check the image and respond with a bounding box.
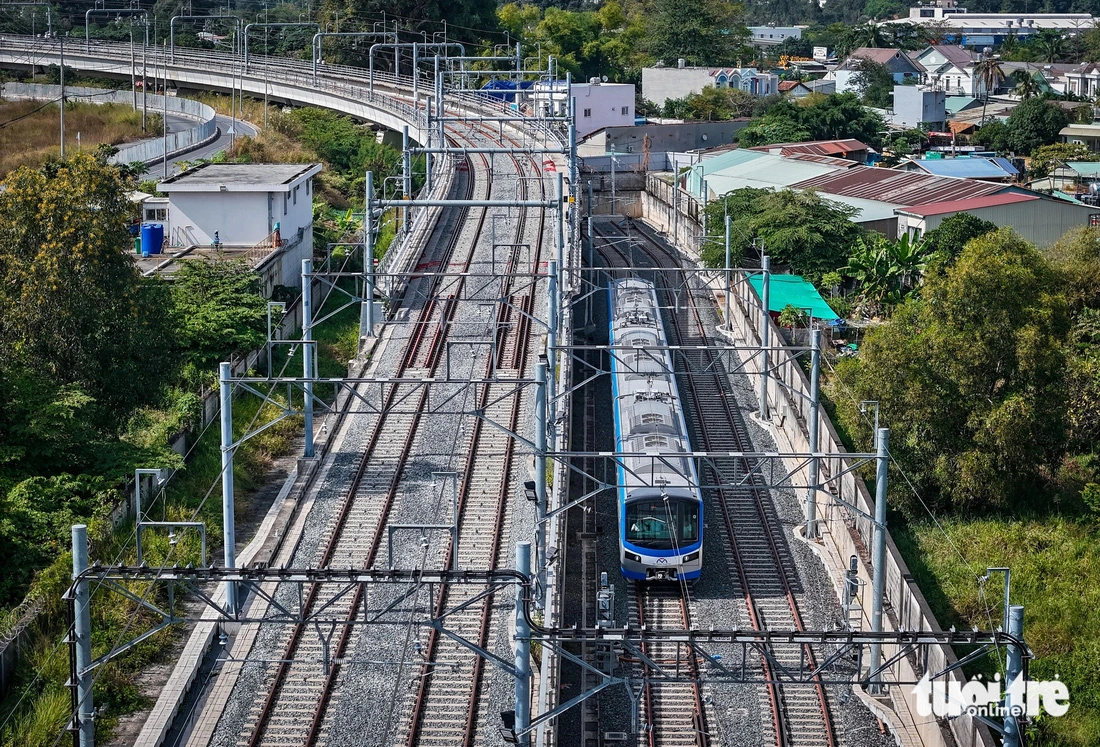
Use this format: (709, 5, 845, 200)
(0, 383, 303, 747)
(896, 516, 1100, 745)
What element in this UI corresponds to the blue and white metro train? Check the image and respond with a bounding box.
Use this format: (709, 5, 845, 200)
(609, 278, 704, 581)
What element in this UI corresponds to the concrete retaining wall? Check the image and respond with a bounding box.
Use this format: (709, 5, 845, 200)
(0, 82, 217, 164)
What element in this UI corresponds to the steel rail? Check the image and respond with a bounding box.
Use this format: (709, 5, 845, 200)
(404, 125, 547, 747)
(246, 122, 483, 747)
(635, 224, 838, 747)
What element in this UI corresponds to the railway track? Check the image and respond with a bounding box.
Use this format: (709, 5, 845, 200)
(238, 146, 486, 747)
(231, 113, 554, 745)
(401, 136, 548, 747)
(590, 219, 838, 747)
(589, 222, 710, 747)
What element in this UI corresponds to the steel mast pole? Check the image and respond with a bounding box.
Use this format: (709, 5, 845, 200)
(302, 259, 315, 458)
(868, 427, 889, 693)
(402, 125, 411, 234)
(59, 33, 64, 158)
(71, 524, 94, 747)
(724, 214, 732, 331)
(361, 171, 376, 339)
(534, 360, 548, 609)
(219, 361, 239, 615)
(514, 542, 533, 745)
(758, 254, 771, 421)
(1004, 604, 1025, 747)
(806, 329, 822, 539)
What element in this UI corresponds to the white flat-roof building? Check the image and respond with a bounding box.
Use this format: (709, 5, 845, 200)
(884, 0, 1095, 46)
(534, 80, 635, 139)
(749, 25, 803, 45)
(147, 162, 323, 290)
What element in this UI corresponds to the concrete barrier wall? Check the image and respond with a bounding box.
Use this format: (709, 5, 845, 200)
(0, 83, 217, 164)
(640, 182, 995, 747)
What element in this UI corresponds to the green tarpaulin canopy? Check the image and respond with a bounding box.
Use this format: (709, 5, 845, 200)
(747, 273, 840, 321)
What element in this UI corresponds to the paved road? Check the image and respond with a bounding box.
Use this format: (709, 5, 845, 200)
(139, 112, 260, 178)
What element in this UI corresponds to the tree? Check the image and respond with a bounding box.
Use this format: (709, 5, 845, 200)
(922, 212, 998, 265)
(1005, 97, 1070, 156)
(0, 153, 174, 420)
(1045, 226, 1100, 313)
(971, 119, 1011, 153)
(663, 85, 757, 120)
(736, 117, 812, 146)
(700, 188, 864, 281)
(170, 260, 269, 386)
(850, 56, 897, 108)
(1032, 29, 1067, 63)
(644, 0, 748, 66)
(321, 0, 497, 44)
(974, 55, 1005, 124)
(843, 232, 931, 307)
(847, 22, 890, 48)
(1011, 69, 1042, 100)
(831, 229, 1071, 516)
(1028, 142, 1099, 179)
(737, 93, 887, 148)
(863, 0, 907, 20)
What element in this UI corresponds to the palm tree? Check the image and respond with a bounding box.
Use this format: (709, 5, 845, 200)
(1012, 69, 1042, 100)
(850, 22, 890, 50)
(1033, 30, 1066, 63)
(974, 54, 1005, 124)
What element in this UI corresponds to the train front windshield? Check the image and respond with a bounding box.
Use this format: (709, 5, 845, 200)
(624, 498, 699, 550)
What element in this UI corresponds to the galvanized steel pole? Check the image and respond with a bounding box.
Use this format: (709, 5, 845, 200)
(724, 215, 732, 331)
(402, 125, 411, 234)
(361, 171, 376, 339)
(72, 524, 94, 747)
(302, 259, 315, 458)
(868, 427, 889, 693)
(219, 361, 239, 615)
(514, 542, 533, 744)
(534, 361, 548, 610)
(806, 329, 822, 540)
(758, 255, 771, 421)
(547, 258, 559, 470)
(1004, 604, 1025, 747)
(556, 172, 565, 294)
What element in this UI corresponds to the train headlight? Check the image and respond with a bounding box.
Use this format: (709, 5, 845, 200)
(624, 551, 642, 564)
(682, 551, 700, 564)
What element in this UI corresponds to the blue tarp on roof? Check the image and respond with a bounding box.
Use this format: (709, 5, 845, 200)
(913, 158, 1016, 180)
(479, 79, 533, 103)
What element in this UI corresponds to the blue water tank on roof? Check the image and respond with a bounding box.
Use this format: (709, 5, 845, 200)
(141, 223, 164, 257)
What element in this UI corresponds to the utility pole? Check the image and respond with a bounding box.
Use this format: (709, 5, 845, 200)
(724, 214, 732, 331)
(534, 359, 548, 609)
(162, 40, 168, 178)
(758, 253, 770, 421)
(219, 362, 238, 616)
(1003, 604, 1025, 747)
(59, 33, 65, 158)
(141, 18, 147, 131)
(131, 20, 137, 113)
(868, 427, 889, 694)
(514, 542, 532, 745)
(806, 330, 822, 540)
(302, 259, 315, 459)
(71, 525, 94, 747)
(361, 171, 376, 339)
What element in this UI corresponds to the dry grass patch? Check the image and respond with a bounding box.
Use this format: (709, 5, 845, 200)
(0, 99, 159, 177)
